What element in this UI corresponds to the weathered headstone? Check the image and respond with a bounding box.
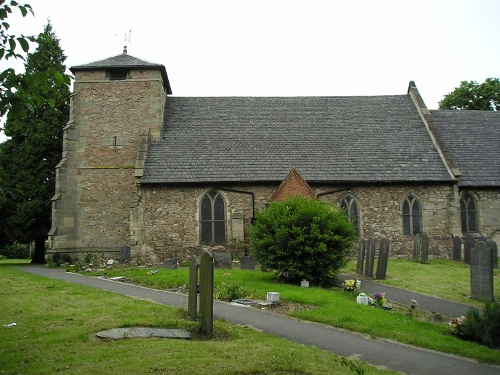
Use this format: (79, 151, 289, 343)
(240, 256, 255, 270)
(452, 236, 462, 262)
(413, 233, 421, 262)
(420, 232, 429, 264)
(487, 240, 498, 269)
(470, 241, 493, 302)
(213, 252, 232, 269)
(464, 234, 475, 264)
(163, 258, 178, 269)
(199, 252, 214, 336)
(188, 255, 198, 321)
(376, 238, 390, 280)
(356, 239, 365, 275)
(119, 245, 131, 264)
(364, 237, 375, 278)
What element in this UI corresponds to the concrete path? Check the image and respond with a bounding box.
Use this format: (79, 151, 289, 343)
(18, 266, 500, 375)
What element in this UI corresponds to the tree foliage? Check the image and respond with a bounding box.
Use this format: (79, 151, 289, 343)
(250, 196, 356, 286)
(439, 78, 500, 111)
(0, 22, 70, 262)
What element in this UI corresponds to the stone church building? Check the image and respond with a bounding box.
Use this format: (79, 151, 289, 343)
(48, 51, 500, 263)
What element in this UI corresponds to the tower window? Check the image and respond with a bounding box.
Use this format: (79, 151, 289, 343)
(107, 69, 129, 80)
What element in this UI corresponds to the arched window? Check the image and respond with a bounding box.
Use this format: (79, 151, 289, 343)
(200, 190, 226, 244)
(340, 194, 360, 235)
(460, 192, 478, 233)
(402, 194, 421, 236)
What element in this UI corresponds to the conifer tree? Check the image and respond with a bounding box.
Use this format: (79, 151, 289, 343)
(0, 22, 70, 262)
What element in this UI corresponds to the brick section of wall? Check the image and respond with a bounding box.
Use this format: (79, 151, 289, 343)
(137, 183, 454, 262)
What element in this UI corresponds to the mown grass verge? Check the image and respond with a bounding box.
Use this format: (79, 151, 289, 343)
(0, 263, 396, 375)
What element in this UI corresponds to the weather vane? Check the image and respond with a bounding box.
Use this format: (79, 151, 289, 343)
(116, 30, 131, 54)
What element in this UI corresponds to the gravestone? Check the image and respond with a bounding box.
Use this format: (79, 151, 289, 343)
(487, 240, 498, 269)
(119, 245, 130, 264)
(199, 252, 214, 336)
(452, 236, 462, 262)
(376, 238, 390, 280)
(356, 239, 365, 275)
(213, 252, 232, 269)
(364, 237, 375, 278)
(420, 232, 429, 264)
(240, 256, 255, 270)
(464, 234, 475, 264)
(470, 241, 493, 302)
(163, 258, 178, 269)
(413, 233, 421, 262)
(188, 255, 198, 321)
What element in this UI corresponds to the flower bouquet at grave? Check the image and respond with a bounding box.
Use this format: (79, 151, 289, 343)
(342, 279, 361, 291)
(449, 316, 467, 337)
(373, 292, 386, 307)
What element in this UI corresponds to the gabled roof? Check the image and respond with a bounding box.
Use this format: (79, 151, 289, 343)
(70, 52, 172, 94)
(430, 110, 500, 187)
(270, 168, 316, 201)
(142, 95, 454, 184)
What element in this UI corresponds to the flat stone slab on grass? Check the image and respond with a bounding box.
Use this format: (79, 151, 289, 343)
(96, 327, 191, 340)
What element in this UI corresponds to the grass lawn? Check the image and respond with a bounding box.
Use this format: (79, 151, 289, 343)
(340, 258, 500, 306)
(0, 263, 395, 375)
(2, 257, 499, 373)
(51, 258, 500, 365)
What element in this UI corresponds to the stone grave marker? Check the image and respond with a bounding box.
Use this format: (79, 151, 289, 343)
(163, 258, 178, 269)
(420, 232, 429, 264)
(213, 252, 232, 269)
(464, 234, 475, 264)
(364, 237, 375, 278)
(470, 241, 493, 302)
(487, 240, 498, 269)
(199, 251, 214, 336)
(413, 233, 421, 262)
(188, 255, 198, 321)
(119, 245, 130, 264)
(452, 236, 462, 262)
(240, 256, 255, 270)
(356, 239, 365, 275)
(376, 238, 390, 280)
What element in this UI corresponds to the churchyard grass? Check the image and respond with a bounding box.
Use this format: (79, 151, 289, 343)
(340, 258, 500, 306)
(0, 263, 394, 375)
(69, 260, 500, 364)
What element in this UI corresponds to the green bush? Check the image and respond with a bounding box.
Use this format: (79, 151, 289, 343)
(0, 242, 30, 259)
(462, 299, 500, 348)
(250, 196, 356, 286)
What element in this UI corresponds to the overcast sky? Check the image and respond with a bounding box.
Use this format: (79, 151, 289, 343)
(1, 0, 499, 142)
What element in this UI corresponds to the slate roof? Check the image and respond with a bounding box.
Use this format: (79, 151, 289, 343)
(431, 110, 500, 187)
(141, 95, 454, 184)
(70, 53, 172, 94)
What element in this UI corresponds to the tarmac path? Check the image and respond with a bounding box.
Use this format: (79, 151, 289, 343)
(18, 266, 500, 375)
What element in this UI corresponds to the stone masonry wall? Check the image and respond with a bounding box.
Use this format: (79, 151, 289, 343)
(476, 189, 500, 239)
(137, 182, 454, 263)
(49, 68, 166, 259)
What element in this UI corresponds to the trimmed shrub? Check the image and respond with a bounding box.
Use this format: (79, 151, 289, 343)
(250, 196, 356, 286)
(461, 299, 500, 348)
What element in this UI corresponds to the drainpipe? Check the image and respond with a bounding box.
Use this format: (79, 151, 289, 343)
(316, 187, 350, 199)
(214, 187, 256, 223)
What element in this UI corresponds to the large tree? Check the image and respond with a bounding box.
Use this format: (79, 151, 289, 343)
(0, 0, 35, 117)
(0, 22, 70, 263)
(439, 78, 500, 111)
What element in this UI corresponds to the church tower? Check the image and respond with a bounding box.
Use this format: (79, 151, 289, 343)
(48, 49, 171, 259)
